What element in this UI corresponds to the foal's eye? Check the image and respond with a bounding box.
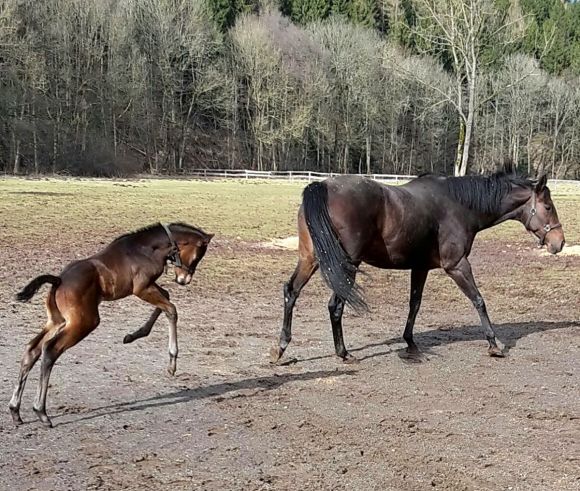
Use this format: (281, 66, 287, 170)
(544, 204, 552, 212)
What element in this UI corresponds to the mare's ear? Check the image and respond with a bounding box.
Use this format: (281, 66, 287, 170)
(535, 174, 547, 193)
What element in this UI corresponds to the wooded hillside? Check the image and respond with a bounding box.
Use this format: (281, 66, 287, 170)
(1, 0, 579, 177)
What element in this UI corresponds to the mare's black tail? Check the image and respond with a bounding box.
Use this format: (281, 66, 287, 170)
(15, 275, 61, 302)
(302, 181, 367, 312)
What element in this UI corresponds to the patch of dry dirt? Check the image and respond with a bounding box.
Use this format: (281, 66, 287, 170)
(0, 239, 579, 490)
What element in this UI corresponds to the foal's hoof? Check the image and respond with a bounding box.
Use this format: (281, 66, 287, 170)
(33, 407, 53, 428)
(123, 334, 134, 344)
(269, 346, 284, 364)
(341, 354, 359, 365)
(9, 407, 23, 426)
(488, 346, 505, 358)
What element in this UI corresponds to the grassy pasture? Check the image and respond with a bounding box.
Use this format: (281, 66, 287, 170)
(0, 177, 578, 247)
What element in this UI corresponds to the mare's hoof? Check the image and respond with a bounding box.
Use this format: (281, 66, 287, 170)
(33, 407, 53, 428)
(269, 346, 284, 364)
(488, 346, 505, 358)
(9, 407, 23, 426)
(400, 348, 427, 363)
(123, 334, 134, 344)
(342, 354, 359, 365)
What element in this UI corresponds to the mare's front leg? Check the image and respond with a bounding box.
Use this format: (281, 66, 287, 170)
(445, 258, 504, 357)
(136, 284, 179, 375)
(123, 286, 170, 344)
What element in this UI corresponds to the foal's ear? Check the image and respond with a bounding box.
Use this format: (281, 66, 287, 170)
(535, 174, 548, 193)
(199, 233, 214, 246)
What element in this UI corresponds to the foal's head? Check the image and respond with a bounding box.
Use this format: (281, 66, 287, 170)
(168, 224, 214, 285)
(520, 175, 564, 255)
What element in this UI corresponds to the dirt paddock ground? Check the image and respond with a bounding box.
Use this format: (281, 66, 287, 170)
(0, 178, 578, 490)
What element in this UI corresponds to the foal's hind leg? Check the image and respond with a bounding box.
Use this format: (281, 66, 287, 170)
(328, 294, 357, 364)
(123, 288, 169, 344)
(445, 258, 504, 357)
(33, 309, 101, 427)
(136, 284, 179, 375)
(270, 254, 318, 363)
(9, 329, 49, 424)
(9, 291, 64, 425)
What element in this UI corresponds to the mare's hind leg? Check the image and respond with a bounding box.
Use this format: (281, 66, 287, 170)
(445, 258, 504, 357)
(136, 284, 179, 376)
(33, 308, 101, 427)
(270, 254, 318, 363)
(123, 287, 169, 344)
(402, 269, 429, 359)
(328, 294, 357, 364)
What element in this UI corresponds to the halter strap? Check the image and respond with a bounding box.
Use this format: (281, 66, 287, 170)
(524, 192, 562, 246)
(161, 223, 183, 268)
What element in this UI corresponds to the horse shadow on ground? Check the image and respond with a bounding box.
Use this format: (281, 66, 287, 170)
(54, 369, 355, 427)
(354, 320, 578, 361)
(291, 320, 578, 363)
(49, 320, 576, 426)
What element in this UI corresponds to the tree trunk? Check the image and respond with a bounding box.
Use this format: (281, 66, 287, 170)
(459, 75, 476, 177)
(454, 117, 466, 176)
(366, 134, 371, 174)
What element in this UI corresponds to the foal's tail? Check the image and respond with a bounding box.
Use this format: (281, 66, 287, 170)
(16, 275, 61, 302)
(302, 181, 367, 312)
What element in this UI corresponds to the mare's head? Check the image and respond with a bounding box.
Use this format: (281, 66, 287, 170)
(519, 174, 564, 254)
(168, 223, 214, 285)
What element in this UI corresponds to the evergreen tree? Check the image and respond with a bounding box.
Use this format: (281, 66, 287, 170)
(348, 0, 379, 29)
(331, 0, 349, 18)
(206, 0, 236, 31)
(289, 0, 331, 25)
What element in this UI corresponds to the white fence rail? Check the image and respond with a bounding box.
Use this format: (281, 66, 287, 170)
(185, 168, 580, 187)
(187, 168, 416, 182)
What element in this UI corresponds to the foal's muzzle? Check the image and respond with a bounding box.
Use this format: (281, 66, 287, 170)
(175, 273, 193, 285)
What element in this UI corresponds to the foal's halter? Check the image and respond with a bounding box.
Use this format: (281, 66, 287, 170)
(161, 223, 184, 269)
(524, 192, 562, 246)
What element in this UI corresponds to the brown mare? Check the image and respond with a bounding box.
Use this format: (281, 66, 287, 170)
(271, 173, 565, 364)
(10, 222, 213, 427)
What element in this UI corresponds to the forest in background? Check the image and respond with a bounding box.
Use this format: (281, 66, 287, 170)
(1, 0, 579, 177)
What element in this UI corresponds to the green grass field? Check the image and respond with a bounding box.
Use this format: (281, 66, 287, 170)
(0, 177, 578, 247)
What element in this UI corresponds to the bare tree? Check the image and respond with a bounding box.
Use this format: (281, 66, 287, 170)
(411, 0, 528, 175)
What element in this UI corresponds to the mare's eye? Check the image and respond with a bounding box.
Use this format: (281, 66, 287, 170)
(544, 204, 552, 212)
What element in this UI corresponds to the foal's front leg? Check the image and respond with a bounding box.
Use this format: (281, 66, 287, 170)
(445, 258, 504, 357)
(124, 288, 170, 344)
(136, 284, 179, 375)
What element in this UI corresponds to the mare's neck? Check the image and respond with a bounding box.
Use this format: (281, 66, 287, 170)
(478, 186, 531, 232)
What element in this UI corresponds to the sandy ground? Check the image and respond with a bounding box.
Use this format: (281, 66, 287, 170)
(0, 238, 579, 491)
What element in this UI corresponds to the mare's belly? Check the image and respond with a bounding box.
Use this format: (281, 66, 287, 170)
(361, 239, 439, 270)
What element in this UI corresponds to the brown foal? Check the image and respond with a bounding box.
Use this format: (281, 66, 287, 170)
(9, 222, 213, 427)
